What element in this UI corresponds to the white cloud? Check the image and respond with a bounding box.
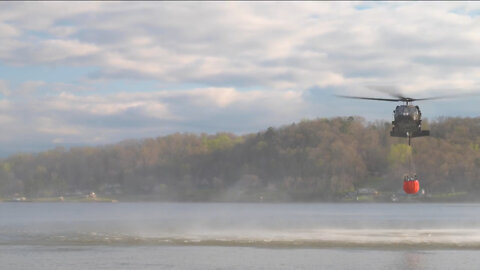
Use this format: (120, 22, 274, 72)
(36, 117, 81, 136)
(17, 81, 46, 96)
(0, 84, 309, 154)
(2, 2, 480, 94)
(52, 91, 173, 119)
(0, 80, 10, 96)
(0, 22, 19, 38)
(0, 2, 101, 30)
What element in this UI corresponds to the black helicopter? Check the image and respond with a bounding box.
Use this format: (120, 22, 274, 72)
(337, 88, 469, 145)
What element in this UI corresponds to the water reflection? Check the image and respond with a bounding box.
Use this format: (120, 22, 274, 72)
(403, 252, 423, 270)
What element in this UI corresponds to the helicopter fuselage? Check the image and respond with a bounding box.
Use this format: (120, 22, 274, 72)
(390, 104, 429, 138)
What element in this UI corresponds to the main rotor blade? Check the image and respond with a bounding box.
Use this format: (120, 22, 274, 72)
(411, 92, 480, 101)
(367, 85, 407, 100)
(336, 95, 401, 102)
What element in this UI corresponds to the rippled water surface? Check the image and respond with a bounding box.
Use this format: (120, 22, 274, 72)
(2, 202, 480, 269)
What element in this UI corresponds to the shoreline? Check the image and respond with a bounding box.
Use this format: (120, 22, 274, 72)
(0, 193, 478, 204)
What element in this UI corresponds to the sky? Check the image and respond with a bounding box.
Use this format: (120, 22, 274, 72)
(1, 2, 480, 156)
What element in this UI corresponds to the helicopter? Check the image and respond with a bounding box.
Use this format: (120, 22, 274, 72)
(337, 88, 470, 145)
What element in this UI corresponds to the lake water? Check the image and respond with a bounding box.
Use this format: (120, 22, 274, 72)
(2, 202, 480, 269)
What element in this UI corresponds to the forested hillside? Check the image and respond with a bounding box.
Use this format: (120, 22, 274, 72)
(2, 117, 480, 201)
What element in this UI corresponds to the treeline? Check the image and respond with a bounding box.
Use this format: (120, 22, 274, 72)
(2, 116, 480, 201)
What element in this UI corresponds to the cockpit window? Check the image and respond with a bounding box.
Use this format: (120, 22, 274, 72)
(395, 106, 418, 116)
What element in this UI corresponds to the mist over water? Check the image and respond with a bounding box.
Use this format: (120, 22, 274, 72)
(2, 203, 480, 249)
(3, 203, 480, 269)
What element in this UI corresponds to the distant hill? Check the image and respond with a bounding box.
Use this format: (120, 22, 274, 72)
(2, 116, 480, 201)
